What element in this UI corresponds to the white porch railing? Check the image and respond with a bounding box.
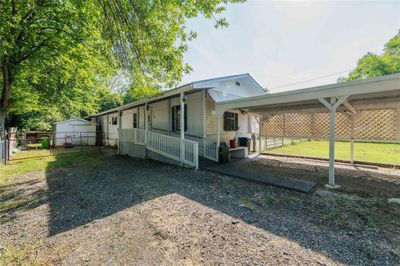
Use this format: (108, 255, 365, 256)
(135, 128, 146, 144)
(119, 128, 198, 169)
(203, 139, 218, 162)
(146, 130, 181, 160)
(183, 139, 199, 168)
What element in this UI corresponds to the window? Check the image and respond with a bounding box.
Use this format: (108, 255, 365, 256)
(172, 104, 187, 132)
(223, 112, 238, 131)
(111, 116, 118, 125)
(133, 113, 138, 128)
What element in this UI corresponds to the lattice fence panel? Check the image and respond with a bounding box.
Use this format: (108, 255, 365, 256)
(263, 114, 284, 136)
(355, 109, 397, 141)
(312, 112, 351, 139)
(313, 113, 329, 138)
(336, 112, 351, 139)
(262, 107, 399, 141)
(285, 113, 312, 137)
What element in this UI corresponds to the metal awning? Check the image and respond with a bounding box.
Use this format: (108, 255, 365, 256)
(216, 73, 400, 116)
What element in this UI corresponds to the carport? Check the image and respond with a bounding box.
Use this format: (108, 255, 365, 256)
(215, 73, 400, 188)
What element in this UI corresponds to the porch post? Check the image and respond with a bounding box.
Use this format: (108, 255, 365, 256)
(259, 116, 263, 152)
(202, 90, 207, 157)
(180, 92, 185, 166)
(216, 114, 221, 162)
(144, 101, 148, 145)
(106, 115, 109, 146)
(117, 110, 122, 153)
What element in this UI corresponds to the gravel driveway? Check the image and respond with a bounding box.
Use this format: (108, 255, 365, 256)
(1, 153, 399, 265)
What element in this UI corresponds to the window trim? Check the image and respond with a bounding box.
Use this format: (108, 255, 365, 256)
(223, 111, 238, 131)
(133, 113, 138, 128)
(111, 116, 118, 125)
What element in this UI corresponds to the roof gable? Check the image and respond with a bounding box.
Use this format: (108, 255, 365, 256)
(54, 118, 94, 125)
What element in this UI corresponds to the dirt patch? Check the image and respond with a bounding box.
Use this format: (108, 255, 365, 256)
(242, 155, 400, 197)
(1, 153, 399, 265)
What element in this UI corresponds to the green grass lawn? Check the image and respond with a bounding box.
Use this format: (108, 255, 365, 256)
(265, 140, 400, 165)
(0, 151, 104, 186)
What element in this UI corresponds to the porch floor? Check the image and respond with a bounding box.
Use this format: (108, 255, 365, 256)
(206, 157, 316, 193)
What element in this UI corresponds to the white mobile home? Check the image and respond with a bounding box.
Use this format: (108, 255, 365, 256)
(89, 74, 267, 166)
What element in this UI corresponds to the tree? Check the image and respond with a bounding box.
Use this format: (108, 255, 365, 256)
(340, 31, 400, 81)
(0, 0, 100, 134)
(1, 0, 243, 134)
(96, 0, 244, 99)
(6, 33, 120, 131)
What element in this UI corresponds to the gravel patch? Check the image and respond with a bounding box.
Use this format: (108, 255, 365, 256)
(1, 153, 399, 265)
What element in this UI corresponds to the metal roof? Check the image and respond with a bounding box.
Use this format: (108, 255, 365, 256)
(216, 73, 400, 116)
(88, 73, 262, 117)
(54, 118, 95, 125)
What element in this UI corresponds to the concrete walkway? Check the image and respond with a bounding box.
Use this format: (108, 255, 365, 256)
(206, 158, 316, 193)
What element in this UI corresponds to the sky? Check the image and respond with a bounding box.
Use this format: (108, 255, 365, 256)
(180, 0, 400, 93)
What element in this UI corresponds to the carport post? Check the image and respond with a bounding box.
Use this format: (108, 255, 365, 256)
(319, 96, 348, 189)
(328, 99, 336, 187)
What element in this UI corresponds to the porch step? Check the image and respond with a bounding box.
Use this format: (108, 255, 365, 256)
(206, 159, 316, 193)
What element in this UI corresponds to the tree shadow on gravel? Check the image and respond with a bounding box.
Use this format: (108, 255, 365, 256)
(45, 153, 400, 265)
(0, 178, 47, 224)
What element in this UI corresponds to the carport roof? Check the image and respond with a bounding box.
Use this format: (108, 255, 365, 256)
(215, 73, 400, 116)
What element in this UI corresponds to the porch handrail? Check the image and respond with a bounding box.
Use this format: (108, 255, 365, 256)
(182, 138, 199, 169)
(122, 128, 198, 169)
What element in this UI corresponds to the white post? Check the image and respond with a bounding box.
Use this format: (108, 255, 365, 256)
(328, 103, 336, 187)
(202, 90, 207, 157)
(106, 115, 110, 146)
(180, 92, 185, 166)
(117, 110, 122, 153)
(144, 102, 148, 145)
(258, 116, 263, 152)
(319, 96, 348, 189)
(216, 115, 221, 162)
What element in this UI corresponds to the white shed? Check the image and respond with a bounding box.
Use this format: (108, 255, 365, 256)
(53, 118, 97, 146)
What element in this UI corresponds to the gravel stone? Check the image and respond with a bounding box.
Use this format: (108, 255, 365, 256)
(0, 153, 399, 265)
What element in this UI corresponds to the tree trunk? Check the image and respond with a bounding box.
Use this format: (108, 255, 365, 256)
(1, 61, 13, 139)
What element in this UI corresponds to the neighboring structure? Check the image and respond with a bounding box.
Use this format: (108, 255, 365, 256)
(88, 74, 267, 166)
(53, 118, 97, 146)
